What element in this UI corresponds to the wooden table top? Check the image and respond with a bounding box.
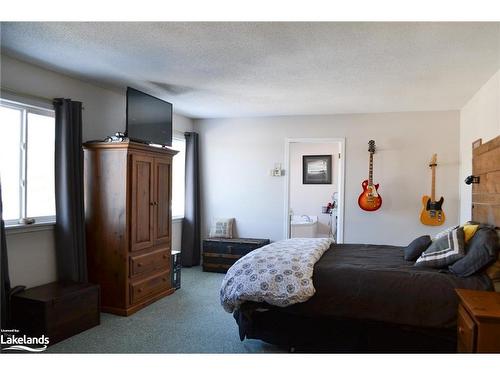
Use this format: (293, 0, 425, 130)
(456, 288, 500, 320)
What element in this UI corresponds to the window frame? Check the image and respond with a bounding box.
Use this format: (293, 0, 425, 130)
(170, 133, 186, 221)
(0, 98, 56, 227)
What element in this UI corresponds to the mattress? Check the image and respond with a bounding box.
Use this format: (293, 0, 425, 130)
(241, 243, 493, 329)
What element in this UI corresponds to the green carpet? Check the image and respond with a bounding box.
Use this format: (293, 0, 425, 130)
(47, 266, 284, 353)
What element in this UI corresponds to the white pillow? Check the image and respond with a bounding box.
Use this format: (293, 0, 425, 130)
(209, 218, 235, 238)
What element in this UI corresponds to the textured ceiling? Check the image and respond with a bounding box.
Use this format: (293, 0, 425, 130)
(1, 22, 499, 118)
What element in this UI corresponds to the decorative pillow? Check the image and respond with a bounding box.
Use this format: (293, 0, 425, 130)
(486, 256, 500, 282)
(466, 221, 495, 231)
(449, 227, 498, 277)
(404, 235, 432, 261)
(415, 226, 465, 268)
(467, 225, 499, 280)
(462, 224, 479, 243)
(486, 228, 500, 282)
(432, 225, 459, 241)
(209, 218, 235, 238)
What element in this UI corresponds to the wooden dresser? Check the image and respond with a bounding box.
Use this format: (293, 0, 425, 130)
(83, 141, 178, 316)
(456, 289, 500, 353)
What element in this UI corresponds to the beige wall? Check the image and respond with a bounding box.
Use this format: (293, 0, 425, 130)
(6, 228, 56, 288)
(1, 54, 193, 288)
(196, 111, 460, 246)
(289, 142, 340, 236)
(459, 69, 500, 223)
(4, 51, 494, 286)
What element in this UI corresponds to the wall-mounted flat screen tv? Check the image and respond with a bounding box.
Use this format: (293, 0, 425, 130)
(126, 87, 173, 147)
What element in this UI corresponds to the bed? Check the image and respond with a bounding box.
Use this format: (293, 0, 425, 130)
(229, 135, 500, 353)
(232, 243, 493, 352)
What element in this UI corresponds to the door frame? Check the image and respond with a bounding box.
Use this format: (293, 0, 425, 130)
(283, 137, 346, 243)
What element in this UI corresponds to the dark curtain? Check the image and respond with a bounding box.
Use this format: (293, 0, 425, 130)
(53, 99, 87, 282)
(0, 181, 11, 329)
(181, 132, 201, 267)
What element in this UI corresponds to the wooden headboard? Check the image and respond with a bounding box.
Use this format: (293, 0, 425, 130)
(472, 135, 500, 228)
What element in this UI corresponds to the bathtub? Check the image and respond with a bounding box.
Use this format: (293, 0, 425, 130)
(290, 215, 318, 238)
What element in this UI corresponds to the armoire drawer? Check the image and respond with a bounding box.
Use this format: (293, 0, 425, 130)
(130, 249, 170, 277)
(130, 271, 170, 304)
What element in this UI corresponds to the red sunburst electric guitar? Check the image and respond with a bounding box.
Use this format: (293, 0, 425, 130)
(358, 140, 382, 211)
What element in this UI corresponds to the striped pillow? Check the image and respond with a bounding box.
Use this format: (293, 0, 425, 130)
(415, 226, 466, 268)
(432, 225, 459, 241)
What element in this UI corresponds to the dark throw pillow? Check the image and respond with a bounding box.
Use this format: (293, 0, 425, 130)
(415, 226, 466, 268)
(404, 235, 432, 261)
(449, 227, 499, 277)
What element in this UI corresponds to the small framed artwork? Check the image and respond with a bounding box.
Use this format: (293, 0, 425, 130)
(303, 155, 332, 184)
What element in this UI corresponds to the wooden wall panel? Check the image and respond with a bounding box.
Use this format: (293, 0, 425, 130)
(472, 135, 500, 228)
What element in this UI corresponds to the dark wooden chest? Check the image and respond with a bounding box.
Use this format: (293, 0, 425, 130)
(11, 281, 100, 346)
(202, 238, 270, 273)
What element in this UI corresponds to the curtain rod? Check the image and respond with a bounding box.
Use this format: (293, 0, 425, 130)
(0, 86, 85, 110)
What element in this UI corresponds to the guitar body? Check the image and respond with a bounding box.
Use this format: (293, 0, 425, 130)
(358, 180, 382, 211)
(419, 195, 446, 226)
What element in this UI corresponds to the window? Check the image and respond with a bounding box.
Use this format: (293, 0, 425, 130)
(0, 99, 55, 225)
(171, 136, 186, 219)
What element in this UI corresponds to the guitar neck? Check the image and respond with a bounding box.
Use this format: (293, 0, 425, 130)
(368, 153, 373, 185)
(431, 165, 436, 202)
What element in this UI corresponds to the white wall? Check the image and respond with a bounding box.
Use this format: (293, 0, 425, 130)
(1, 54, 194, 288)
(459, 69, 500, 223)
(196, 111, 460, 246)
(289, 142, 340, 236)
(6, 229, 57, 288)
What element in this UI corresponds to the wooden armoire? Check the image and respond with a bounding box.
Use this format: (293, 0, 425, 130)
(83, 141, 178, 316)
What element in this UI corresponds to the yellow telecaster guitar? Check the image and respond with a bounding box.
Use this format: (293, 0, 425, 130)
(420, 154, 446, 226)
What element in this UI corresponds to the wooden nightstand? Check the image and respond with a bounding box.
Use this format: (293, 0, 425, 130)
(455, 289, 500, 353)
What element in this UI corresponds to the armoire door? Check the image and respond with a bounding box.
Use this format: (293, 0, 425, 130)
(130, 154, 155, 251)
(153, 157, 172, 247)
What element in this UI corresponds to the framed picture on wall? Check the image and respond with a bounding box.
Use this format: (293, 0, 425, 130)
(303, 155, 332, 184)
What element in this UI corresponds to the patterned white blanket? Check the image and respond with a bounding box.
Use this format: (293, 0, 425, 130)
(220, 238, 333, 313)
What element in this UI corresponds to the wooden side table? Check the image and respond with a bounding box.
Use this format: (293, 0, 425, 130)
(455, 289, 500, 353)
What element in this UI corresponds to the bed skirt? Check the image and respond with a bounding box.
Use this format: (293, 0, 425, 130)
(234, 303, 457, 353)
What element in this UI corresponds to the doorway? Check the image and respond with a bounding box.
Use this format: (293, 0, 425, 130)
(284, 138, 345, 243)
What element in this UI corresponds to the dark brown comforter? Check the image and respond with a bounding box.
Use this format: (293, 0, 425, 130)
(246, 243, 493, 329)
